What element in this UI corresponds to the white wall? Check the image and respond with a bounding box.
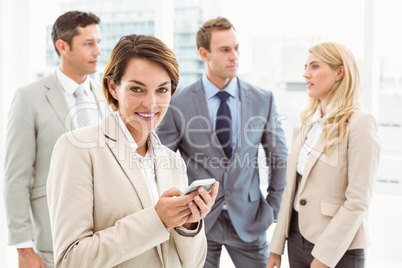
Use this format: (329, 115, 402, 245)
(1, 0, 32, 264)
(0, 0, 6, 263)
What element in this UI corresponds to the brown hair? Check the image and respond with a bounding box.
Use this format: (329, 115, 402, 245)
(196, 17, 236, 51)
(51, 10, 100, 56)
(102, 34, 180, 111)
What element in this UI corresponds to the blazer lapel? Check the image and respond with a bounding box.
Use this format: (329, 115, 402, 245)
(44, 72, 72, 131)
(102, 117, 164, 263)
(151, 133, 174, 194)
(154, 159, 173, 196)
(149, 134, 173, 265)
(191, 80, 226, 158)
(282, 126, 304, 233)
(191, 80, 213, 130)
(299, 123, 325, 192)
(286, 126, 304, 178)
(101, 115, 154, 209)
(232, 79, 250, 159)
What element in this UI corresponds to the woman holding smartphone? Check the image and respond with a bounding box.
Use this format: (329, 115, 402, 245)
(47, 34, 219, 268)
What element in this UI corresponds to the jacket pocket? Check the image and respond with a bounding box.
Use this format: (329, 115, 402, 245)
(320, 201, 341, 217)
(248, 187, 261, 202)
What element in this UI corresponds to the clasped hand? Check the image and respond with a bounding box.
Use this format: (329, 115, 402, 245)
(155, 182, 219, 229)
(267, 253, 328, 268)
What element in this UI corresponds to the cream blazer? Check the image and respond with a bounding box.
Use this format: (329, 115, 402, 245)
(47, 115, 207, 268)
(268, 110, 380, 267)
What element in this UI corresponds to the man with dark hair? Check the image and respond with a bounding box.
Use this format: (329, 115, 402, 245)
(157, 16, 288, 267)
(4, 10, 105, 268)
(51, 11, 100, 57)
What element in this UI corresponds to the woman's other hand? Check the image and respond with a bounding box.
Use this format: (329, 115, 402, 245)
(267, 252, 281, 268)
(311, 258, 328, 268)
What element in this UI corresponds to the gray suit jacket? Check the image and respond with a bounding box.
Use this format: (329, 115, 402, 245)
(4, 71, 106, 254)
(157, 78, 288, 242)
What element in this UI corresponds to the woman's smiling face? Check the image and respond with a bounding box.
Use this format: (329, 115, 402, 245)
(108, 58, 172, 142)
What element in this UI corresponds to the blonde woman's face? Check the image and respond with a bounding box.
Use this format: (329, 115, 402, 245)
(303, 53, 340, 103)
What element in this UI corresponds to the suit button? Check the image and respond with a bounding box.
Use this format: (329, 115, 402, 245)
(224, 191, 230, 197)
(300, 199, 307, 206)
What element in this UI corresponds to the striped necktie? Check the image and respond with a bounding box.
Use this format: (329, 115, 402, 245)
(74, 86, 90, 127)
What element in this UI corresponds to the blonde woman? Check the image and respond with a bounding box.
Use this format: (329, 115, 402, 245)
(267, 42, 380, 268)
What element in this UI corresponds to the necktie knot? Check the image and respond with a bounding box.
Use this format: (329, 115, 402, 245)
(216, 91, 230, 102)
(74, 86, 86, 97)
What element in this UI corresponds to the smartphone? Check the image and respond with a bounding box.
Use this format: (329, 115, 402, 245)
(180, 178, 216, 196)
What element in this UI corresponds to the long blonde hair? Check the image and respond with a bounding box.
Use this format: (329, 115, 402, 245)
(300, 42, 360, 155)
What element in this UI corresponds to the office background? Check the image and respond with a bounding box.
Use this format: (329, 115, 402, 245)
(1, 0, 401, 267)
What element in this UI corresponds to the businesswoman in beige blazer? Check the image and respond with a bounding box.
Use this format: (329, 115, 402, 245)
(267, 42, 380, 268)
(47, 34, 219, 268)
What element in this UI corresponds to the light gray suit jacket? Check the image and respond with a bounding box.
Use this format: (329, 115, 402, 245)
(4, 71, 106, 256)
(157, 78, 288, 242)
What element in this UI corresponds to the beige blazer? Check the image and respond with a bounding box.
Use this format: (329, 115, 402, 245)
(4, 71, 105, 259)
(46, 115, 207, 268)
(268, 110, 380, 267)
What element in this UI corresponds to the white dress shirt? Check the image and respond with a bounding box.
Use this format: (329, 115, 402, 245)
(294, 106, 324, 211)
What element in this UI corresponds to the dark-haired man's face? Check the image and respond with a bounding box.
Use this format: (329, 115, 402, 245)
(64, 24, 102, 79)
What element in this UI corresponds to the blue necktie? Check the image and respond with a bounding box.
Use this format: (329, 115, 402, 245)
(216, 91, 232, 159)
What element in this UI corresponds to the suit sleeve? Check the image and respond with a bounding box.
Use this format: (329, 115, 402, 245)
(172, 221, 207, 268)
(261, 93, 288, 219)
(4, 88, 36, 245)
(311, 114, 380, 267)
(156, 102, 181, 152)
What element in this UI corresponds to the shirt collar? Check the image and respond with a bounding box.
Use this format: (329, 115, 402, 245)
(56, 67, 91, 96)
(311, 104, 325, 123)
(202, 73, 238, 100)
(113, 112, 160, 157)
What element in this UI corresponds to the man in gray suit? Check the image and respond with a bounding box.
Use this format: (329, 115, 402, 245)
(4, 11, 105, 268)
(157, 17, 288, 267)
